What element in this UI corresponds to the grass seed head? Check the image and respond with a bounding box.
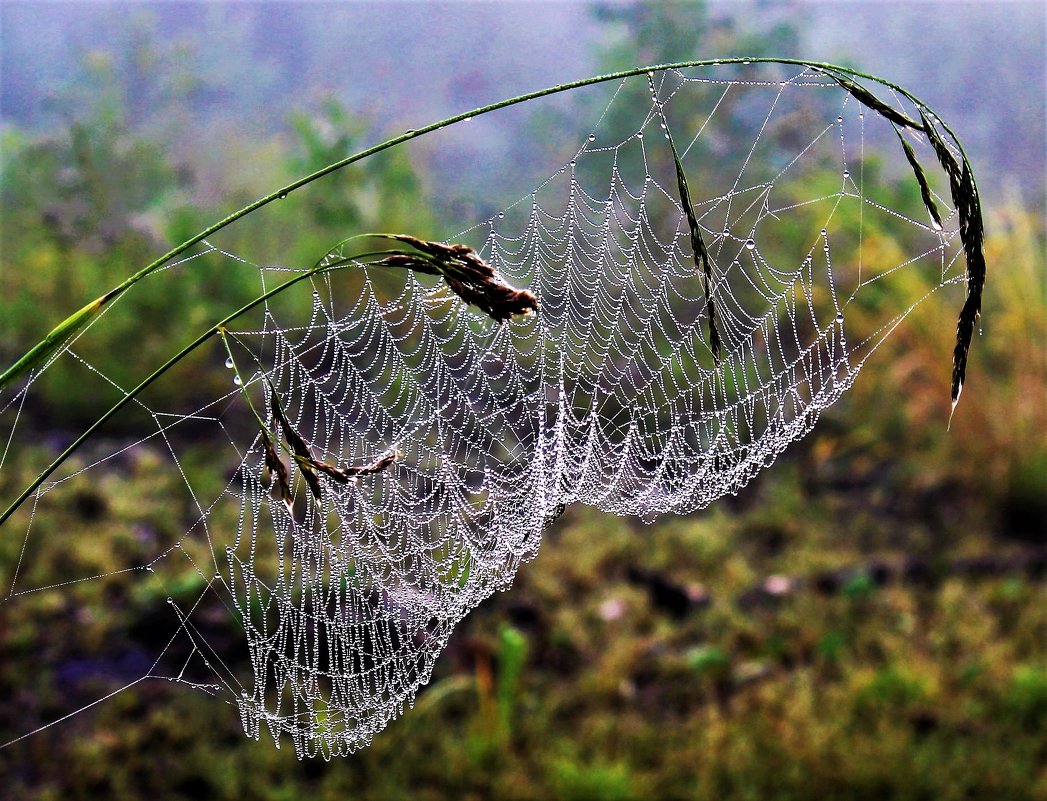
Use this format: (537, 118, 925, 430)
(376, 236, 537, 322)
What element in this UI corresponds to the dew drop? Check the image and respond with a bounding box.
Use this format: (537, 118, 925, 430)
(836, 115, 844, 123)
(166, 597, 174, 604)
(742, 60, 751, 66)
(842, 170, 850, 179)
(745, 239, 756, 250)
(835, 313, 845, 323)
(820, 228, 828, 237)
(233, 374, 242, 386)
(497, 212, 505, 219)
(636, 131, 644, 139)
(588, 134, 596, 142)
(569, 160, 576, 167)
(463, 116, 472, 123)
(278, 192, 288, 200)
(225, 356, 234, 369)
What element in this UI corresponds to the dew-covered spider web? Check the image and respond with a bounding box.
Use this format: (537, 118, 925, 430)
(0, 62, 982, 758)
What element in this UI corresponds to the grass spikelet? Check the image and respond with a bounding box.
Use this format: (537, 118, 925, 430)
(263, 433, 294, 511)
(311, 450, 399, 484)
(373, 234, 538, 322)
(269, 377, 397, 493)
(829, 73, 921, 130)
(919, 111, 986, 414)
(0, 288, 117, 391)
(268, 387, 323, 500)
(895, 128, 944, 231)
(655, 88, 723, 363)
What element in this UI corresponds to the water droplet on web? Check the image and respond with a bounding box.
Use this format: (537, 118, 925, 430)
(636, 131, 644, 139)
(497, 212, 505, 219)
(234, 375, 242, 386)
(842, 170, 850, 179)
(835, 313, 845, 323)
(836, 116, 843, 123)
(743, 60, 751, 66)
(463, 116, 473, 123)
(278, 192, 288, 200)
(569, 160, 576, 167)
(588, 134, 596, 142)
(821, 228, 828, 237)
(745, 239, 756, 250)
(225, 357, 234, 369)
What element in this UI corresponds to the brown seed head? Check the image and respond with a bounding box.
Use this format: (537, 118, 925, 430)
(375, 236, 537, 322)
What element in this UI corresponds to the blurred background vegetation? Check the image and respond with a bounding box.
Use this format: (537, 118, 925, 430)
(1, 2, 1044, 799)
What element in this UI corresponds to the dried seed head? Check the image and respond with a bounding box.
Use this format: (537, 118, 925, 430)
(263, 434, 293, 511)
(375, 236, 538, 322)
(309, 449, 400, 484)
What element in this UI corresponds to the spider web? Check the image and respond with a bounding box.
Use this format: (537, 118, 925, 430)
(0, 63, 973, 758)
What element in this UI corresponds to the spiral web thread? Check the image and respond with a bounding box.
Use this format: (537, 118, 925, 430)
(0, 64, 970, 758)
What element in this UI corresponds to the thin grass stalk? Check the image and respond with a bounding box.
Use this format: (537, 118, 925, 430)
(895, 128, 945, 231)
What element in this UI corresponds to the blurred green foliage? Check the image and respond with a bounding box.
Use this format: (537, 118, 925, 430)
(2, 12, 1045, 801)
(0, 33, 430, 429)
